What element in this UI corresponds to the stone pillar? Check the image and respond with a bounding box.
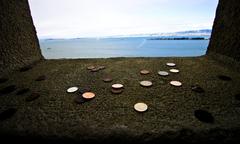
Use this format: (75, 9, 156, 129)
(0, 0, 43, 74)
(207, 0, 240, 61)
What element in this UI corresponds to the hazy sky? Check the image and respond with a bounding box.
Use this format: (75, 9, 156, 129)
(29, 0, 219, 38)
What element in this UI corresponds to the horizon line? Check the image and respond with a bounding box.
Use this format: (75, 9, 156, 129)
(38, 29, 212, 40)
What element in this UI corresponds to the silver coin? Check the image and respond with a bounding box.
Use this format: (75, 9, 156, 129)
(134, 103, 148, 112)
(166, 63, 176, 67)
(67, 87, 78, 93)
(140, 81, 153, 87)
(170, 81, 182, 87)
(158, 71, 169, 76)
(112, 84, 124, 89)
(140, 70, 150, 75)
(170, 69, 180, 73)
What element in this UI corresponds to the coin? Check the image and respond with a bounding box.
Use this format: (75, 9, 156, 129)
(170, 69, 180, 73)
(103, 77, 113, 82)
(166, 63, 176, 67)
(140, 70, 150, 75)
(140, 81, 153, 87)
(87, 66, 95, 70)
(112, 84, 124, 89)
(91, 68, 100, 72)
(158, 71, 169, 76)
(111, 88, 123, 94)
(170, 81, 182, 87)
(67, 87, 78, 93)
(98, 66, 106, 70)
(82, 92, 95, 99)
(134, 103, 148, 112)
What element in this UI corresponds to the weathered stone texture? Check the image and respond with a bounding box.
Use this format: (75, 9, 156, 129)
(0, 0, 43, 74)
(207, 0, 240, 61)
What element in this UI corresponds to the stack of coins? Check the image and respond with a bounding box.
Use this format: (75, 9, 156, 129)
(111, 83, 124, 94)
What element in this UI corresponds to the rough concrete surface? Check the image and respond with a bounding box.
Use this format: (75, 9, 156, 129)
(207, 0, 240, 61)
(0, 57, 240, 143)
(0, 0, 43, 74)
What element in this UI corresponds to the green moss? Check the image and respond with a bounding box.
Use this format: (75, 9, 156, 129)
(0, 57, 240, 142)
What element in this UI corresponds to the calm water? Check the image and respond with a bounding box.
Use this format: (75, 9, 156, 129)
(40, 37, 209, 59)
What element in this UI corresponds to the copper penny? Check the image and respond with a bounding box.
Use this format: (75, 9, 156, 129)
(140, 70, 150, 75)
(134, 103, 148, 112)
(82, 92, 95, 99)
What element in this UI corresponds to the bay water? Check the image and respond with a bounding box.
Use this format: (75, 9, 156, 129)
(40, 37, 209, 59)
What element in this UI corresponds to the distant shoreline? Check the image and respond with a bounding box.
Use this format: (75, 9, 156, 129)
(39, 29, 212, 40)
(148, 37, 209, 41)
(42, 37, 210, 41)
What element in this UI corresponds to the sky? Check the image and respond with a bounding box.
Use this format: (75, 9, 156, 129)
(29, 0, 219, 39)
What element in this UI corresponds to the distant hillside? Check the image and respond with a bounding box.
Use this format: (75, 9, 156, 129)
(107, 29, 212, 38)
(40, 29, 212, 40)
(176, 29, 212, 34)
(149, 29, 212, 37)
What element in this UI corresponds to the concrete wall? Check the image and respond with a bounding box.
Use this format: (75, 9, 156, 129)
(207, 0, 240, 61)
(0, 0, 43, 74)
